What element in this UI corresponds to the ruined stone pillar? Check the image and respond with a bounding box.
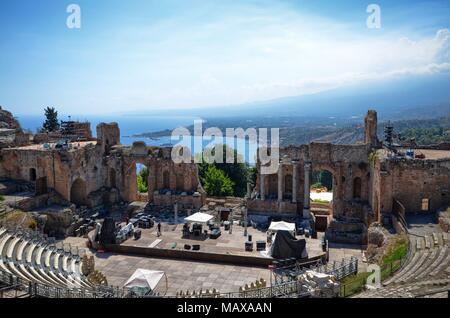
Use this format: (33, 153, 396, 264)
(174, 202, 178, 224)
(303, 162, 312, 218)
(292, 160, 299, 203)
(278, 160, 283, 202)
(243, 204, 248, 237)
(260, 173, 266, 200)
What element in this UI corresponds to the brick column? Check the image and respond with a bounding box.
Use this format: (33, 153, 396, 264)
(292, 160, 299, 203)
(278, 160, 283, 202)
(260, 173, 266, 200)
(303, 162, 312, 218)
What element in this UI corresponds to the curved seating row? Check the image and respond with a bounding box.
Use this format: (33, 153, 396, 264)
(0, 228, 93, 290)
(358, 231, 450, 298)
(384, 233, 449, 286)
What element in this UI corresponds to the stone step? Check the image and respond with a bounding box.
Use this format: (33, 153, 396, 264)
(416, 237, 423, 250)
(411, 248, 438, 280)
(415, 247, 447, 280)
(443, 232, 449, 245)
(424, 235, 431, 249)
(384, 251, 420, 285)
(399, 250, 430, 283)
(432, 233, 439, 247)
(430, 253, 450, 277)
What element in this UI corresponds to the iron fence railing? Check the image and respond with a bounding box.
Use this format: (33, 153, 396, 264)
(0, 270, 131, 298)
(339, 254, 409, 297)
(0, 227, 135, 299)
(272, 257, 358, 285)
(1, 226, 358, 299)
(190, 280, 309, 299)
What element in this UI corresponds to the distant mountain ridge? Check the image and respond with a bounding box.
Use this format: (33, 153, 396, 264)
(125, 73, 450, 120)
(132, 73, 450, 146)
(313, 116, 450, 146)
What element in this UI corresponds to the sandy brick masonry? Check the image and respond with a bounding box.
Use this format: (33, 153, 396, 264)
(0, 108, 449, 244)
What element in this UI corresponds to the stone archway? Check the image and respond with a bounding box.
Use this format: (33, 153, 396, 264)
(268, 174, 278, 199)
(284, 174, 292, 200)
(29, 168, 37, 182)
(309, 163, 338, 223)
(310, 164, 337, 199)
(163, 170, 170, 189)
(110, 168, 116, 188)
(35, 177, 48, 195)
(353, 177, 362, 199)
(70, 178, 87, 206)
(176, 173, 184, 192)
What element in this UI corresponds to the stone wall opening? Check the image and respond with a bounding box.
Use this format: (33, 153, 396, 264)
(353, 177, 362, 199)
(163, 170, 170, 190)
(310, 169, 334, 231)
(421, 198, 430, 212)
(35, 177, 48, 195)
(70, 178, 87, 206)
(136, 163, 149, 194)
(284, 174, 292, 200)
(176, 172, 184, 192)
(109, 168, 116, 188)
(267, 174, 277, 199)
(29, 168, 36, 182)
(311, 170, 333, 202)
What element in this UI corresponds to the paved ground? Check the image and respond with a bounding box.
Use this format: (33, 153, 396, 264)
(121, 222, 323, 258)
(92, 252, 271, 296)
(379, 148, 450, 160)
(328, 242, 366, 272)
(406, 213, 442, 236)
(411, 149, 450, 160)
(64, 228, 365, 296)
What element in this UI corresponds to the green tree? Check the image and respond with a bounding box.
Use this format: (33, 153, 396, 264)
(214, 145, 250, 197)
(247, 166, 257, 190)
(42, 107, 60, 132)
(197, 144, 252, 197)
(311, 170, 333, 191)
(137, 167, 149, 193)
(202, 166, 234, 197)
(400, 126, 450, 145)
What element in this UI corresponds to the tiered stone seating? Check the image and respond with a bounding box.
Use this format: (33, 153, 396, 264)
(414, 248, 439, 279)
(398, 250, 430, 283)
(383, 251, 420, 285)
(430, 253, 450, 277)
(385, 233, 449, 285)
(358, 231, 449, 298)
(0, 233, 13, 274)
(353, 279, 450, 298)
(0, 227, 93, 291)
(424, 235, 431, 249)
(416, 247, 448, 279)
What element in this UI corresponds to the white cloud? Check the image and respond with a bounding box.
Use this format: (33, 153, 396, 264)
(6, 1, 450, 114)
(134, 19, 450, 108)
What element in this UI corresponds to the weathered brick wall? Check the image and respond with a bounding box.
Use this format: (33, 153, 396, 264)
(105, 144, 204, 208)
(376, 158, 450, 214)
(247, 199, 299, 214)
(0, 143, 108, 204)
(252, 142, 372, 220)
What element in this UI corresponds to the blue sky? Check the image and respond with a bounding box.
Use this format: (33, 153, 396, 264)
(1, 0, 450, 115)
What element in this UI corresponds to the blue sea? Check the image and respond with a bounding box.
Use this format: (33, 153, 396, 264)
(17, 114, 198, 146)
(17, 114, 258, 164)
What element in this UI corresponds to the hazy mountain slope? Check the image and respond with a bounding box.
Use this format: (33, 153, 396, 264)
(130, 73, 450, 120)
(314, 117, 450, 145)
